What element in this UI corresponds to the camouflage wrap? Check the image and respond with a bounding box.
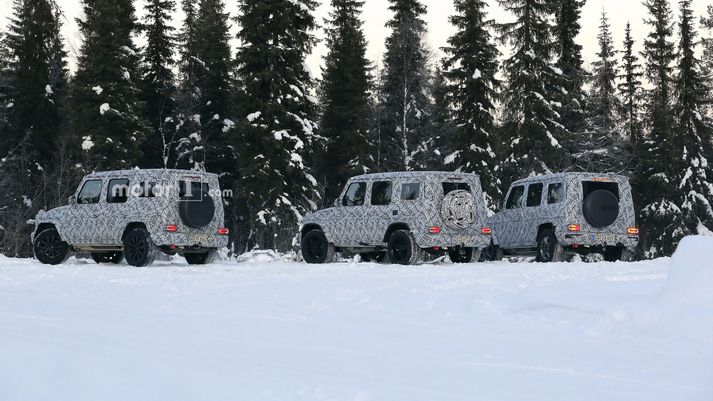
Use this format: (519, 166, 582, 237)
(487, 173, 639, 250)
(300, 172, 492, 250)
(33, 169, 228, 250)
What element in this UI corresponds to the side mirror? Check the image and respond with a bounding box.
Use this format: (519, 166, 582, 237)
(333, 199, 340, 208)
(68, 195, 77, 205)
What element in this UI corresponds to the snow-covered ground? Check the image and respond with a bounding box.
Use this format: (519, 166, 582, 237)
(1, 237, 712, 401)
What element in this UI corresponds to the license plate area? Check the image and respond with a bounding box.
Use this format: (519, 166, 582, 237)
(189, 233, 210, 243)
(591, 234, 616, 243)
(455, 235, 473, 244)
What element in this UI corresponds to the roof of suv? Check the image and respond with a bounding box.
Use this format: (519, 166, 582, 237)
(350, 171, 479, 181)
(511, 172, 629, 186)
(84, 169, 219, 180)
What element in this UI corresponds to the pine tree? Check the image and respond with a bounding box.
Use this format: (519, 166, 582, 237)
(553, 0, 586, 134)
(700, 4, 713, 114)
(497, 0, 567, 180)
(428, 67, 454, 170)
(175, 0, 234, 173)
(674, 0, 713, 237)
(318, 0, 373, 204)
(140, 0, 177, 168)
(379, 0, 433, 171)
(0, 0, 71, 257)
(640, 0, 681, 257)
(577, 10, 624, 172)
(618, 22, 644, 147)
(234, 0, 320, 250)
(70, 0, 149, 170)
(441, 0, 501, 204)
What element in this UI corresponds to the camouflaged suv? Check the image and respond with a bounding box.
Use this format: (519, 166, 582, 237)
(299, 172, 493, 265)
(484, 173, 639, 262)
(32, 169, 229, 267)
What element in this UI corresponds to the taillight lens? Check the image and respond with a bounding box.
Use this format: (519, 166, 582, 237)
(217, 227, 229, 235)
(568, 224, 581, 232)
(166, 224, 177, 232)
(627, 227, 639, 235)
(428, 226, 441, 234)
(481, 227, 492, 234)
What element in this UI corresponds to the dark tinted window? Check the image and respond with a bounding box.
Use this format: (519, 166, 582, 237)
(107, 179, 130, 203)
(443, 182, 471, 195)
(179, 180, 209, 200)
(343, 182, 366, 206)
(401, 183, 420, 200)
(506, 185, 525, 209)
(583, 181, 619, 200)
(547, 183, 565, 204)
(138, 182, 157, 198)
(526, 183, 543, 207)
(77, 180, 103, 204)
(371, 181, 392, 206)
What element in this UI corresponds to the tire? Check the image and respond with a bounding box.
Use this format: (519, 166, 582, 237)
(361, 252, 387, 263)
(301, 229, 335, 264)
(583, 189, 620, 228)
(536, 229, 564, 263)
(387, 229, 420, 265)
(184, 250, 216, 265)
(480, 242, 504, 262)
(449, 246, 475, 263)
(91, 252, 123, 264)
(179, 191, 215, 229)
(123, 228, 157, 267)
(33, 229, 70, 265)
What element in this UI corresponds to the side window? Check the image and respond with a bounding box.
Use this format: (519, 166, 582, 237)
(342, 182, 366, 206)
(505, 185, 525, 209)
(137, 182, 157, 198)
(547, 183, 566, 204)
(526, 183, 544, 207)
(107, 179, 130, 203)
(77, 180, 103, 205)
(401, 183, 420, 200)
(371, 181, 392, 206)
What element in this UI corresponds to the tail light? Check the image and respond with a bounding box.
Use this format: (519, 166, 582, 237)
(166, 224, 177, 232)
(217, 227, 229, 235)
(481, 227, 492, 234)
(627, 227, 639, 235)
(568, 224, 581, 232)
(428, 226, 441, 234)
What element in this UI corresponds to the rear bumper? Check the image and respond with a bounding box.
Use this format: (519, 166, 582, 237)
(558, 232, 639, 248)
(152, 232, 229, 248)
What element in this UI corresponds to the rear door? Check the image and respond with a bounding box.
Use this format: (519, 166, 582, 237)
(520, 182, 544, 247)
(367, 180, 394, 245)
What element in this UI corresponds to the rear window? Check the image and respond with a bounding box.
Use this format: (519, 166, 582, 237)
(583, 181, 619, 200)
(137, 182, 157, 198)
(107, 179, 130, 203)
(179, 180, 210, 200)
(443, 182, 471, 195)
(371, 181, 392, 206)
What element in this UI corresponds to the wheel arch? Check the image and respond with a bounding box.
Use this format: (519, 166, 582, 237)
(300, 223, 323, 238)
(122, 222, 148, 241)
(383, 222, 411, 243)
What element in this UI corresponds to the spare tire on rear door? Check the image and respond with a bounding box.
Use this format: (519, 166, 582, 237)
(440, 190, 476, 229)
(582, 189, 619, 228)
(179, 190, 215, 228)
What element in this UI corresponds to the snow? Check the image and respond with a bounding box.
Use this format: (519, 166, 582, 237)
(99, 103, 110, 115)
(472, 69, 482, 79)
(92, 86, 103, 95)
(0, 237, 711, 401)
(247, 111, 261, 122)
(45, 85, 53, 95)
(81, 136, 94, 151)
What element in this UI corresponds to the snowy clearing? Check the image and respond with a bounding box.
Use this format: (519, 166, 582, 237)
(1, 237, 712, 401)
